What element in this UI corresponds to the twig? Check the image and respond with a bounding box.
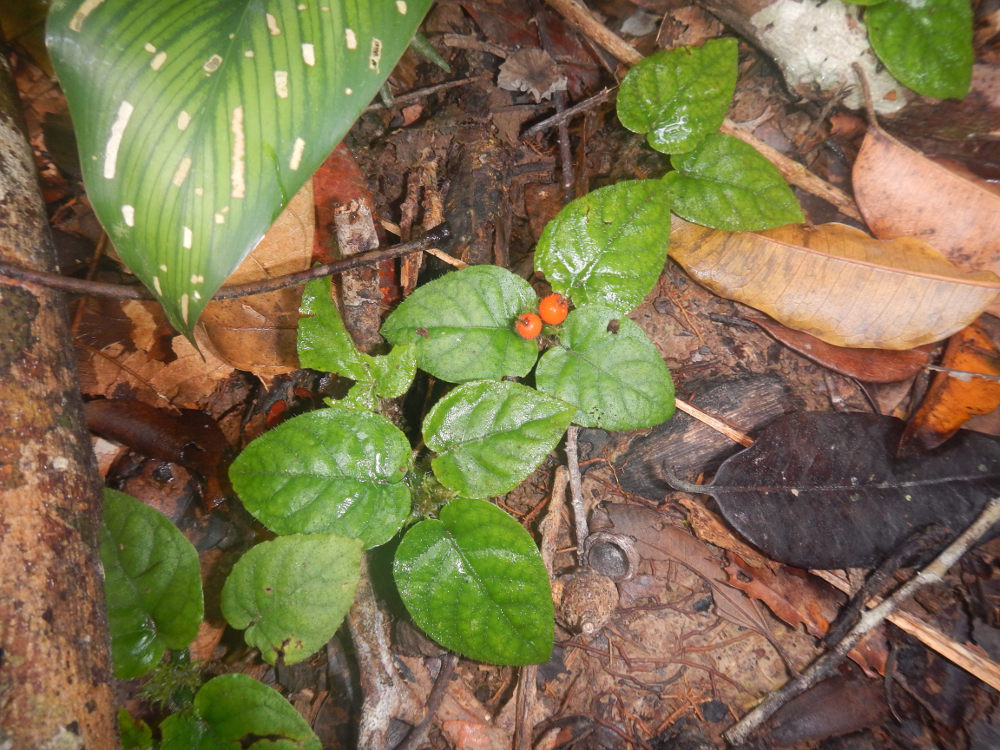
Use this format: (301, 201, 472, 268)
(544, 0, 642, 66)
(674, 398, 754, 448)
(719, 119, 863, 223)
(0, 224, 450, 301)
(723, 496, 1000, 746)
(533, 0, 574, 202)
(523, 87, 617, 137)
(395, 653, 459, 750)
(565, 425, 589, 565)
(364, 73, 492, 111)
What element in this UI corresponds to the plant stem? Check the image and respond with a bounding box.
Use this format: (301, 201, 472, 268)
(565, 425, 589, 566)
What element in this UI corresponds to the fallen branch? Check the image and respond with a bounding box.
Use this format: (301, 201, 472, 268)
(724, 496, 1000, 746)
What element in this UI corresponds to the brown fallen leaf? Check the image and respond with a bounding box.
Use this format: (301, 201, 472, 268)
(898, 321, 1000, 455)
(669, 216, 1000, 350)
(197, 181, 314, 376)
(724, 557, 887, 677)
(747, 314, 933, 383)
(853, 124, 1000, 315)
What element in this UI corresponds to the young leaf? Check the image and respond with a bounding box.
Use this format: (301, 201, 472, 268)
(101, 489, 204, 679)
(666, 133, 803, 230)
(298, 277, 370, 381)
(119, 710, 155, 750)
(536, 305, 675, 430)
(394, 498, 554, 665)
(46, 0, 431, 336)
(534, 181, 671, 314)
(221, 533, 362, 665)
(616, 38, 738, 154)
(865, 0, 973, 99)
(160, 673, 321, 749)
(380, 265, 539, 383)
(299, 277, 417, 401)
(229, 407, 411, 547)
(424, 381, 576, 499)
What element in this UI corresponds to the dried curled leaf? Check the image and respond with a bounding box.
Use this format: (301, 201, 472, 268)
(853, 125, 1000, 315)
(669, 216, 1000, 350)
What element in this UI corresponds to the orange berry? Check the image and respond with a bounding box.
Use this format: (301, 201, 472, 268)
(538, 293, 569, 325)
(516, 312, 542, 339)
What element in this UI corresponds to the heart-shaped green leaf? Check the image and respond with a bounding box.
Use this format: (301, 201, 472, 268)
(229, 406, 411, 547)
(394, 499, 554, 665)
(616, 38, 738, 154)
(536, 305, 675, 430)
(865, 0, 972, 99)
(46, 0, 431, 335)
(424, 380, 575, 499)
(666, 133, 803, 230)
(381, 265, 540, 383)
(100, 489, 204, 679)
(534, 180, 671, 314)
(160, 673, 321, 749)
(221, 533, 362, 665)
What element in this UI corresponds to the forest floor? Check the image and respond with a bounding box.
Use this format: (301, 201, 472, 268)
(9, 1, 1000, 748)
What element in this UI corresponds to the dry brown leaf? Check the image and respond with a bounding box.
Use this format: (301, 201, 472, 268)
(197, 181, 314, 376)
(669, 216, 1000, 349)
(899, 321, 1000, 455)
(80, 300, 233, 409)
(853, 126, 1000, 316)
(746, 314, 933, 383)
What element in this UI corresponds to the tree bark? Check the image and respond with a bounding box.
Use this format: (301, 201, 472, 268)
(0, 49, 118, 749)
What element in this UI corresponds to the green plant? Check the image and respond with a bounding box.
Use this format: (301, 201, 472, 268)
(846, 0, 973, 99)
(96, 33, 804, 739)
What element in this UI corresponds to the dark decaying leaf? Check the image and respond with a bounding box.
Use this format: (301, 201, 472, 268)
(684, 412, 1000, 569)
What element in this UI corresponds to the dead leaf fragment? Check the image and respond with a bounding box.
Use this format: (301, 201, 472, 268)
(899, 321, 1000, 455)
(497, 48, 567, 102)
(669, 216, 1000, 350)
(853, 126, 1000, 315)
(198, 181, 314, 376)
(747, 314, 933, 382)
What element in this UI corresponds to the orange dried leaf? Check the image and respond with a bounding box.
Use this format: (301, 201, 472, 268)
(853, 126, 1000, 315)
(899, 321, 1000, 455)
(669, 216, 1000, 350)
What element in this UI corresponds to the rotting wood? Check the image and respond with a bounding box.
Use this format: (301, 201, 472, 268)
(0, 47, 118, 749)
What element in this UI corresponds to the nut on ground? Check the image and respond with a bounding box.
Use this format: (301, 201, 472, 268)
(558, 568, 619, 635)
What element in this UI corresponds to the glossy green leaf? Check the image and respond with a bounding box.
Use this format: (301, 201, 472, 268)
(616, 38, 738, 154)
(865, 0, 972, 99)
(424, 381, 575, 499)
(299, 277, 417, 403)
(298, 277, 370, 381)
(229, 407, 411, 547)
(380, 265, 540, 383)
(100, 489, 204, 679)
(46, 0, 431, 335)
(536, 305, 675, 430)
(665, 133, 803, 230)
(119, 710, 155, 750)
(221, 533, 362, 665)
(161, 674, 321, 749)
(394, 499, 554, 665)
(534, 181, 670, 314)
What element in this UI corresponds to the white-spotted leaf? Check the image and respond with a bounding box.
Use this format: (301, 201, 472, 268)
(394, 499, 554, 665)
(221, 534, 362, 666)
(46, 0, 431, 335)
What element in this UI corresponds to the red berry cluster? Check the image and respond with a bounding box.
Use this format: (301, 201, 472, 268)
(516, 293, 569, 339)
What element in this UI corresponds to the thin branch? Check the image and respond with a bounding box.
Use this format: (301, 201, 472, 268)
(544, 0, 642, 66)
(0, 223, 450, 301)
(395, 653, 459, 750)
(565, 425, 589, 566)
(724, 496, 1000, 746)
(523, 86, 617, 137)
(675, 397, 754, 447)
